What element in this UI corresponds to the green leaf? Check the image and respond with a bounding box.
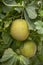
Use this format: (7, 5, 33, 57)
(3, 0, 17, 5)
(0, 31, 12, 56)
(18, 55, 30, 65)
(2, 0, 24, 13)
(34, 20, 43, 34)
(0, 48, 19, 65)
(0, 48, 15, 62)
(30, 56, 40, 65)
(24, 9, 35, 30)
(26, 6, 37, 19)
(0, 13, 5, 19)
(2, 31, 12, 44)
(14, 8, 22, 13)
(29, 30, 41, 44)
(1, 57, 15, 65)
(2, 5, 12, 14)
(38, 42, 43, 61)
(39, 10, 43, 17)
(4, 19, 12, 28)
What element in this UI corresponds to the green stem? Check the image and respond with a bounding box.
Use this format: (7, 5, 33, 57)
(3, 1, 25, 8)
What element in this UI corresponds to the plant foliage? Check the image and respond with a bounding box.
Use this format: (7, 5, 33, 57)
(0, 0, 43, 65)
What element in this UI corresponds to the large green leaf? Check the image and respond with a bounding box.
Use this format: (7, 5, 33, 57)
(24, 9, 35, 30)
(1, 57, 15, 65)
(0, 48, 18, 65)
(0, 48, 15, 62)
(0, 48, 30, 65)
(26, 6, 37, 19)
